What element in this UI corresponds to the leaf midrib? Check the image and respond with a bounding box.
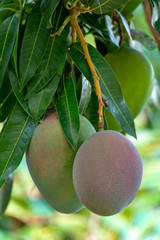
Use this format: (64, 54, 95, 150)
(63, 76, 74, 146)
(72, 44, 135, 136)
(0, 115, 29, 182)
(95, 66, 134, 134)
(23, 16, 44, 83)
(0, 15, 15, 63)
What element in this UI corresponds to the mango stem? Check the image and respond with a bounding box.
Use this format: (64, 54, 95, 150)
(70, 16, 104, 130)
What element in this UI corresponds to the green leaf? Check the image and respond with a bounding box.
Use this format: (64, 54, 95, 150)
(120, 0, 141, 19)
(80, 13, 118, 48)
(25, 34, 68, 99)
(41, 0, 60, 26)
(69, 43, 94, 85)
(50, 0, 69, 33)
(12, 10, 23, 78)
(28, 71, 62, 123)
(25, 2, 69, 99)
(0, 14, 18, 88)
(90, 0, 131, 14)
(0, 8, 14, 25)
(9, 69, 30, 116)
(70, 42, 136, 138)
(79, 76, 91, 115)
(116, 10, 132, 40)
(55, 74, 80, 151)
(98, 15, 119, 48)
(0, 173, 13, 216)
(79, 12, 102, 34)
(0, 70, 16, 122)
(19, 1, 51, 90)
(0, 102, 35, 188)
(0, 0, 20, 24)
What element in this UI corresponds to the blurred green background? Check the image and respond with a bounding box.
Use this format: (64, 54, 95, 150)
(0, 99, 160, 240)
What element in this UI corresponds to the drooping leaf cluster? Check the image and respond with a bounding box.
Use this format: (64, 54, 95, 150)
(0, 0, 159, 188)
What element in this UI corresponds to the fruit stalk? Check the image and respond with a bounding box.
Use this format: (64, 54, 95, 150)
(70, 17, 104, 130)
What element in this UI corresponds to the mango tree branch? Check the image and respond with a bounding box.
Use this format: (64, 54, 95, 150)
(70, 17, 104, 131)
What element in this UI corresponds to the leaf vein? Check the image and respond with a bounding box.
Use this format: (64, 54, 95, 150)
(23, 16, 44, 81)
(63, 76, 74, 144)
(0, 115, 29, 182)
(95, 67, 133, 133)
(0, 15, 15, 61)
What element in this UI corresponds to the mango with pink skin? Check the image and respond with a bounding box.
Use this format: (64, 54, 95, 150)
(73, 130, 143, 216)
(26, 111, 96, 213)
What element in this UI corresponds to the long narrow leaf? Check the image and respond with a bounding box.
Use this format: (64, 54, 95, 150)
(25, 2, 69, 99)
(69, 43, 94, 85)
(28, 70, 62, 123)
(9, 70, 30, 116)
(0, 14, 18, 87)
(0, 173, 13, 214)
(55, 75, 80, 151)
(19, 1, 51, 90)
(90, 0, 130, 14)
(120, 0, 141, 19)
(88, 45, 136, 138)
(25, 34, 68, 98)
(0, 102, 35, 187)
(116, 10, 132, 40)
(41, 0, 60, 25)
(0, 70, 16, 122)
(80, 13, 118, 47)
(70, 42, 136, 138)
(12, 10, 23, 78)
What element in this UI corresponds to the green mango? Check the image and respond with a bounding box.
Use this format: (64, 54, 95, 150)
(105, 47, 154, 118)
(105, 47, 154, 131)
(26, 111, 96, 214)
(143, 48, 160, 83)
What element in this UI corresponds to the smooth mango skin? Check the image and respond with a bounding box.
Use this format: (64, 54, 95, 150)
(105, 47, 154, 119)
(26, 112, 95, 214)
(143, 48, 160, 83)
(73, 130, 143, 216)
(0, 174, 13, 217)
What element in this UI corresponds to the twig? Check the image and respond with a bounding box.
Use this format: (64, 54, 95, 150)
(70, 12, 104, 130)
